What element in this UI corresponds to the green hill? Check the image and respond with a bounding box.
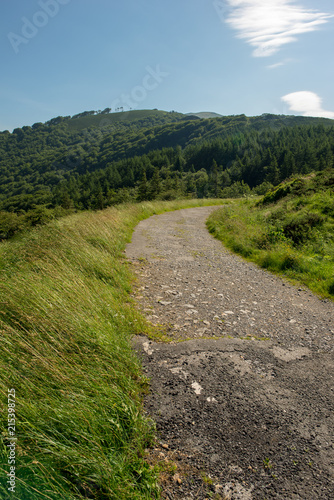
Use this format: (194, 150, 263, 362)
(0, 108, 334, 237)
(65, 109, 184, 131)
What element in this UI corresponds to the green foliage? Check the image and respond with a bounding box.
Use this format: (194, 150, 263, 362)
(0, 207, 72, 241)
(1, 110, 334, 213)
(137, 171, 149, 201)
(1, 109, 334, 238)
(282, 211, 324, 244)
(207, 169, 334, 299)
(0, 211, 23, 239)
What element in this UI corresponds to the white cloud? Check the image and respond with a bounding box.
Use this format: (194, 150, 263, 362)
(267, 62, 285, 69)
(223, 0, 333, 57)
(281, 91, 334, 118)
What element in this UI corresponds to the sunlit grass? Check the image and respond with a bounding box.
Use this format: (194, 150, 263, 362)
(0, 198, 224, 499)
(207, 178, 334, 299)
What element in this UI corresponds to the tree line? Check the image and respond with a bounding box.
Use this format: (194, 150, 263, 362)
(0, 110, 333, 238)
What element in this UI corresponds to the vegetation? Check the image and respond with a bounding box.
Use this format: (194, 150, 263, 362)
(207, 168, 334, 299)
(1, 106, 334, 496)
(0, 198, 223, 499)
(1, 109, 334, 221)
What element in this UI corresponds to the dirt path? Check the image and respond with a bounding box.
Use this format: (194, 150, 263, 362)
(125, 206, 334, 500)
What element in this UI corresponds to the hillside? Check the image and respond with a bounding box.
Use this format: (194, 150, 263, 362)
(186, 111, 223, 119)
(207, 168, 334, 298)
(0, 108, 334, 237)
(65, 109, 184, 131)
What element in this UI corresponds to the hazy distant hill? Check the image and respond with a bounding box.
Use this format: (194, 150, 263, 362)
(186, 112, 223, 119)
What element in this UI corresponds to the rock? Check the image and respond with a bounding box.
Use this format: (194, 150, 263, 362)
(173, 473, 182, 485)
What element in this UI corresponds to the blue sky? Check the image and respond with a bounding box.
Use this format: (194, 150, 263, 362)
(1, 0, 333, 131)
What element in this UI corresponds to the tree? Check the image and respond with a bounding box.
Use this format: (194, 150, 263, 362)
(195, 169, 209, 198)
(265, 157, 280, 186)
(149, 168, 161, 199)
(185, 173, 196, 197)
(281, 151, 296, 179)
(210, 160, 219, 197)
(95, 187, 104, 210)
(220, 170, 231, 188)
(137, 170, 149, 201)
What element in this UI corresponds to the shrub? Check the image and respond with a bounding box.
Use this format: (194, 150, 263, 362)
(254, 227, 287, 249)
(0, 211, 23, 239)
(282, 212, 324, 244)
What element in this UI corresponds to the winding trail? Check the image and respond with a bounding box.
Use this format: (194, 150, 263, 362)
(126, 206, 334, 500)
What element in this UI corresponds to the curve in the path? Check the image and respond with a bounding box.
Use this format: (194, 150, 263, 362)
(126, 206, 334, 500)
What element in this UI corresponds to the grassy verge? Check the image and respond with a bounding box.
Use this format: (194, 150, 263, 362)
(207, 170, 334, 299)
(0, 198, 223, 500)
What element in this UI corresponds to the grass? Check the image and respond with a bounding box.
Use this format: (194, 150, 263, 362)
(0, 198, 224, 499)
(207, 169, 334, 299)
(66, 109, 182, 131)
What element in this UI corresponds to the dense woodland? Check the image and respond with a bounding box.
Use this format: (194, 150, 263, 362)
(1, 108, 334, 238)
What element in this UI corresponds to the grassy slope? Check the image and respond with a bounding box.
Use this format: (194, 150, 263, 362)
(207, 169, 334, 299)
(0, 199, 223, 500)
(66, 109, 183, 131)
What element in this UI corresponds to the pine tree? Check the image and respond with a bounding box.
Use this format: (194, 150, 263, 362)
(149, 168, 161, 199)
(265, 157, 280, 185)
(185, 173, 196, 197)
(210, 160, 219, 197)
(137, 170, 149, 201)
(96, 187, 104, 210)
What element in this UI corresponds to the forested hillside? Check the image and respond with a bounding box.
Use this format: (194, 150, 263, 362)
(1, 108, 334, 238)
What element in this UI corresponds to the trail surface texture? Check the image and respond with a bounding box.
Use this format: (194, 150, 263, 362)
(126, 206, 334, 500)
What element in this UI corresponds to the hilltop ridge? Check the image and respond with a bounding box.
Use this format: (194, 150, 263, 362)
(0, 107, 333, 238)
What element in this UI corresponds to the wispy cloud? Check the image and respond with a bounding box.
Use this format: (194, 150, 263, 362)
(281, 91, 334, 119)
(223, 0, 333, 57)
(267, 62, 285, 69)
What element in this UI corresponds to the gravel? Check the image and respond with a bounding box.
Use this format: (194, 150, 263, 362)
(126, 206, 334, 499)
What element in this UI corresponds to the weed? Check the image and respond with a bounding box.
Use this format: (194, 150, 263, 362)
(201, 471, 214, 485)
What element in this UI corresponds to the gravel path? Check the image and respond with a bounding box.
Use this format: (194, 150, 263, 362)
(126, 206, 334, 500)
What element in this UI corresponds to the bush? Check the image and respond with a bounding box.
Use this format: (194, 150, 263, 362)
(0, 211, 23, 239)
(259, 178, 309, 206)
(282, 212, 324, 244)
(24, 206, 55, 226)
(254, 226, 287, 249)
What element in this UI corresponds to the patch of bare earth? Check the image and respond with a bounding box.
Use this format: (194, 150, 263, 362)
(126, 207, 334, 499)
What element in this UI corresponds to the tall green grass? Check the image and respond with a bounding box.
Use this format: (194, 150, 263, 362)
(207, 172, 334, 299)
(0, 199, 223, 499)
